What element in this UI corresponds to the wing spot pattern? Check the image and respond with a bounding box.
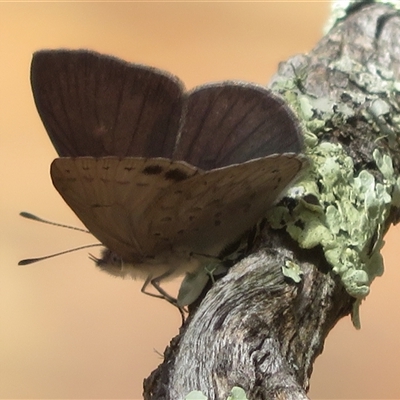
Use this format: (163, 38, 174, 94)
(142, 165, 164, 175)
(165, 168, 189, 182)
(92, 203, 111, 208)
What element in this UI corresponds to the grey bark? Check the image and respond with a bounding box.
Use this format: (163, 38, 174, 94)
(144, 3, 400, 399)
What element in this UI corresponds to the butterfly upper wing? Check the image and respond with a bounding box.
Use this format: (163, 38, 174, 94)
(32, 51, 302, 167)
(174, 83, 303, 169)
(148, 154, 307, 258)
(31, 50, 184, 157)
(50, 157, 200, 262)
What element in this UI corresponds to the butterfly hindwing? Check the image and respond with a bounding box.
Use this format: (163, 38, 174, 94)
(147, 154, 306, 257)
(174, 83, 303, 169)
(50, 157, 200, 262)
(51, 154, 305, 264)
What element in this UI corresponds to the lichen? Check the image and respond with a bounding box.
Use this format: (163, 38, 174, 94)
(269, 143, 390, 300)
(324, 0, 400, 34)
(282, 260, 303, 283)
(178, 261, 227, 307)
(185, 387, 248, 400)
(185, 391, 208, 400)
(270, 61, 400, 327)
(227, 387, 248, 400)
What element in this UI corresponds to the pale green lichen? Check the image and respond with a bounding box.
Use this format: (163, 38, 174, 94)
(324, 0, 353, 34)
(369, 98, 391, 119)
(268, 140, 399, 326)
(185, 391, 208, 400)
(185, 387, 248, 400)
(178, 261, 228, 307)
(227, 387, 248, 400)
(282, 260, 303, 283)
(325, 0, 400, 34)
(270, 61, 400, 326)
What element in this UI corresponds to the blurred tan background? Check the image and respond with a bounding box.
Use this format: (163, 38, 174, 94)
(1, 2, 399, 399)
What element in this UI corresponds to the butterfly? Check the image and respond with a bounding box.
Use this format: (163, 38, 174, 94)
(30, 49, 307, 306)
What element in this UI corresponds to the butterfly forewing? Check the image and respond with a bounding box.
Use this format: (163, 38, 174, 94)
(31, 50, 184, 157)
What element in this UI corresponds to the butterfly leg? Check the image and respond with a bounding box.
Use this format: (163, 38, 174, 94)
(141, 273, 186, 323)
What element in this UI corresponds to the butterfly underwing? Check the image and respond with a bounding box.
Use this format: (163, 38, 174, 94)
(30, 49, 307, 304)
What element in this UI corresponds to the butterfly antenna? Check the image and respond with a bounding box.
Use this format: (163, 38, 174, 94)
(20, 211, 89, 233)
(18, 243, 103, 266)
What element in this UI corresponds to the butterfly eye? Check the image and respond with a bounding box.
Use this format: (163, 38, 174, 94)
(91, 249, 129, 278)
(110, 252, 123, 266)
(96, 249, 122, 266)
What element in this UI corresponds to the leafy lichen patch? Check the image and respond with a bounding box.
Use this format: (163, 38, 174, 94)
(270, 61, 400, 326)
(282, 260, 304, 283)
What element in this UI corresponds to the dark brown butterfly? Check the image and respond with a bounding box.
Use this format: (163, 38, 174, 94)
(30, 49, 306, 305)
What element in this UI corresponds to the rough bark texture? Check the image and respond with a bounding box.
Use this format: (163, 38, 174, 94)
(144, 3, 400, 399)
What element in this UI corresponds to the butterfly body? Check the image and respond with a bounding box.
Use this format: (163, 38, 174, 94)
(94, 247, 201, 282)
(30, 49, 307, 304)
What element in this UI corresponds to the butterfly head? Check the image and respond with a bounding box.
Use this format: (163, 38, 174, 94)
(90, 249, 128, 278)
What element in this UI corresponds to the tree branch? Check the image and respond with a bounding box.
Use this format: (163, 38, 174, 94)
(144, 3, 400, 399)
